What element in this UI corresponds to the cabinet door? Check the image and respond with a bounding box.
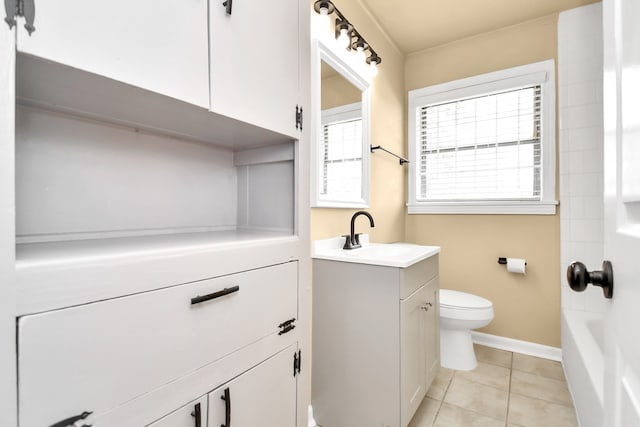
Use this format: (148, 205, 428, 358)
(147, 396, 207, 427)
(423, 278, 440, 390)
(208, 346, 297, 427)
(400, 284, 428, 427)
(16, 0, 210, 108)
(209, 0, 299, 138)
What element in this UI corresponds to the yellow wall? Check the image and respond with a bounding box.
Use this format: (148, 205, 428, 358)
(311, 0, 406, 243)
(404, 14, 561, 347)
(311, 5, 562, 346)
(321, 72, 361, 110)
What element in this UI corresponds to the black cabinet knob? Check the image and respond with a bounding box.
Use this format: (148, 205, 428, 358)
(567, 260, 614, 299)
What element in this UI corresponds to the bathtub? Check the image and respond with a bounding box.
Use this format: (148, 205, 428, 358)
(562, 309, 605, 427)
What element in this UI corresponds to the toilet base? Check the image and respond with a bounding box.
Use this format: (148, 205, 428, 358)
(440, 328, 477, 371)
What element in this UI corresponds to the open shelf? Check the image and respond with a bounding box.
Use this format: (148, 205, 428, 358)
(14, 54, 300, 315)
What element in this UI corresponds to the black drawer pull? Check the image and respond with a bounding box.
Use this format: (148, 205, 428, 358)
(191, 286, 239, 305)
(221, 387, 231, 427)
(191, 402, 202, 427)
(49, 411, 92, 427)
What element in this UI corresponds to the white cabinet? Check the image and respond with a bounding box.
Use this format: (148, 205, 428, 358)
(2, 0, 310, 425)
(11, 1, 305, 314)
(13, 0, 302, 136)
(208, 346, 298, 427)
(312, 254, 440, 427)
(15, 0, 210, 108)
(148, 397, 207, 427)
(146, 345, 297, 427)
(400, 278, 439, 425)
(17, 263, 297, 427)
(209, 0, 301, 138)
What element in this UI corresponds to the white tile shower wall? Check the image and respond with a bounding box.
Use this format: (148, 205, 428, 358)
(558, 3, 606, 313)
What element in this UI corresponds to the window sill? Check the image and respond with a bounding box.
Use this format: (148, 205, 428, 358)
(312, 200, 369, 209)
(407, 201, 558, 215)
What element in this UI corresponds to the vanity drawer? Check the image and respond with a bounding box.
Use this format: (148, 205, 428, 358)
(400, 254, 438, 299)
(17, 261, 298, 427)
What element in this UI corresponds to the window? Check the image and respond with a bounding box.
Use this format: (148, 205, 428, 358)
(408, 60, 557, 214)
(320, 103, 363, 202)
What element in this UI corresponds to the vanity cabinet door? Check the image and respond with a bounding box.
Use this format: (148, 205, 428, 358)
(400, 284, 428, 426)
(16, 0, 210, 108)
(423, 278, 440, 389)
(209, 0, 300, 138)
(208, 345, 297, 427)
(400, 276, 439, 427)
(147, 396, 207, 427)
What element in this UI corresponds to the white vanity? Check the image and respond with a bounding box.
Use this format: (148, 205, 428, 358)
(312, 236, 440, 427)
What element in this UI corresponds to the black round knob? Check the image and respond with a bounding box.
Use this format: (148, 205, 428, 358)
(566, 261, 614, 299)
(567, 261, 589, 292)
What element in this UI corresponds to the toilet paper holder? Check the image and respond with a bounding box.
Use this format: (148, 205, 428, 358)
(497, 257, 527, 266)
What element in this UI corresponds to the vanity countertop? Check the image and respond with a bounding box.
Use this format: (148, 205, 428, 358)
(312, 235, 440, 268)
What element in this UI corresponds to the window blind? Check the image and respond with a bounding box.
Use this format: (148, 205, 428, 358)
(321, 117, 363, 199)
(417, 85, 542, 201)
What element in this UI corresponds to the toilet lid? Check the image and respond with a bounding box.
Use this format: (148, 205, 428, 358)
(440, 289, 492, 309)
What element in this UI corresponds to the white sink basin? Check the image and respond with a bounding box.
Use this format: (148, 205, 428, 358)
(312, 235, 440, 268)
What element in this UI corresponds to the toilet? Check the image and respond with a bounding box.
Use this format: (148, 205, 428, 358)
(439, 289, 494, 371)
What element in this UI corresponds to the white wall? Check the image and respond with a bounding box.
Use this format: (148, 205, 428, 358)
(558, 3, 606, 313)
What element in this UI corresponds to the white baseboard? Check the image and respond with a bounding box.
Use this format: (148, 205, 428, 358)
(472, 331, 562, 361)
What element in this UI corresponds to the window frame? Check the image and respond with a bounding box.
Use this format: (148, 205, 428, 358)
(407, 60, 557, 215)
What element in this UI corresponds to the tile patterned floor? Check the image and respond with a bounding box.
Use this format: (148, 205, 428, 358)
(408, 345, 579, 427)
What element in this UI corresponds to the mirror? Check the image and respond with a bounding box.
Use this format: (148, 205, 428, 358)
(311, 40, 371, 208)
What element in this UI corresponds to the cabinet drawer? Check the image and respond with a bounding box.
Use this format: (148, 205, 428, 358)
(147, 396, 207, 427)
(17, 262, 298, 427)
(400, 254, 438, 299)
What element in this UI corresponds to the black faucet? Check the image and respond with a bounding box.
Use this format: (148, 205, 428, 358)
(343, 211, 375, 250)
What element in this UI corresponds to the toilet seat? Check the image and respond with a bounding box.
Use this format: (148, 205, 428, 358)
(440, 289, 494, 321)
(440, 289, 492, 310)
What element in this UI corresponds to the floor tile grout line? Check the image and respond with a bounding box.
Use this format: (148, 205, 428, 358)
(438, 401, 508, 425)
(509, 389, 576, 408)
(453, 363, 511, 393)
(506, 351, 513, 426)
(511, 351, 567, 382)
(510, 358, 574, 408)
(431, 395, 444, 426)
(474, 344, 513, 370)
(510, 366, 567, 382)
(477, 358, 512, 369)
(441, 369, 511, 425)
(419, 349, 576, 426)
(431, 370, 456, 425)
